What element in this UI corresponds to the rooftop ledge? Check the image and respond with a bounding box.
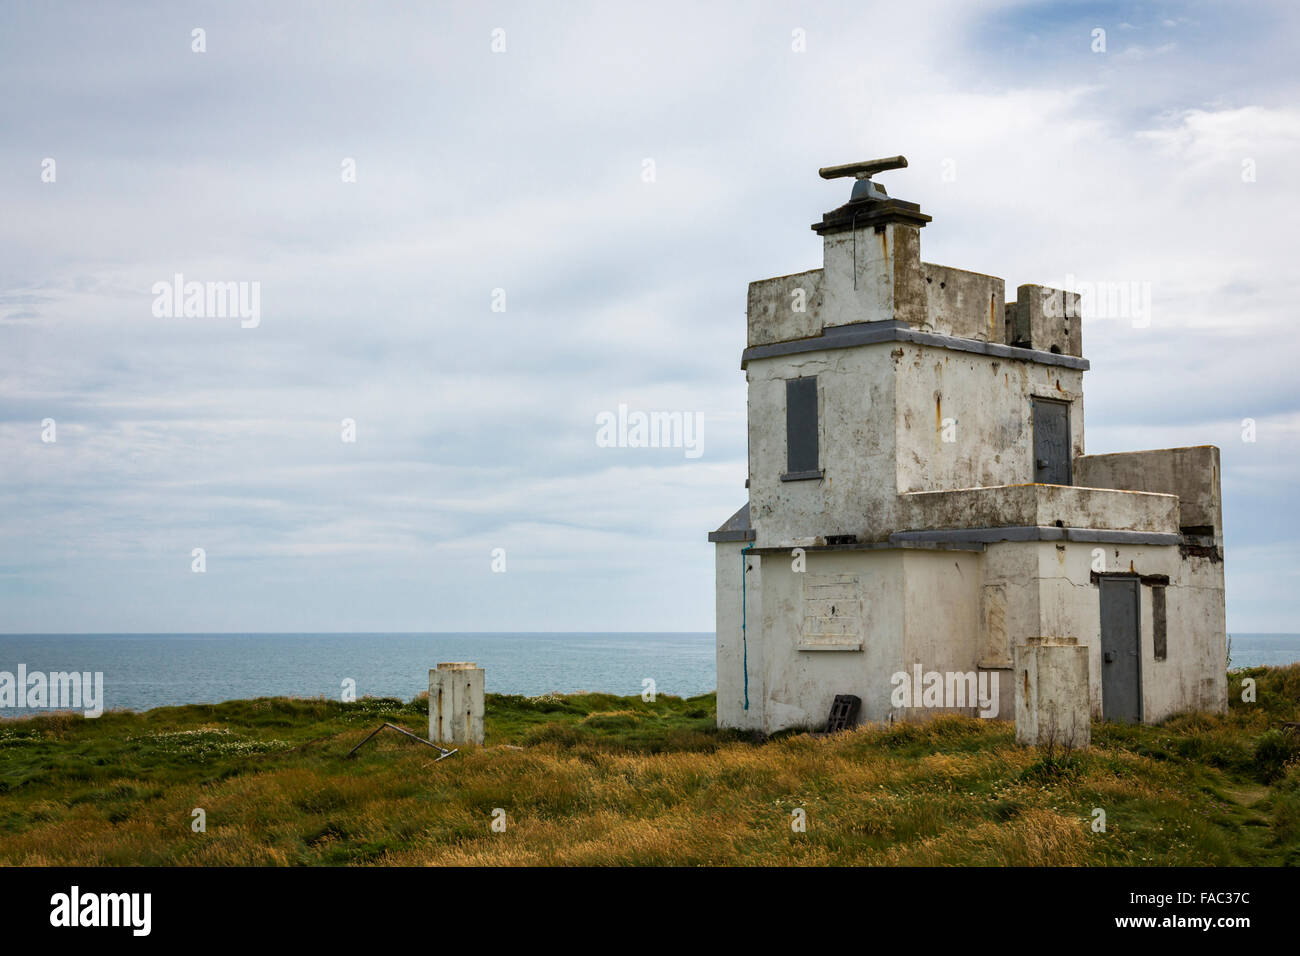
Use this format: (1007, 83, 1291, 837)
(707, 483, 1185, 545)
(899, 483, 1179, 535)
(740, 320, 1089, 371)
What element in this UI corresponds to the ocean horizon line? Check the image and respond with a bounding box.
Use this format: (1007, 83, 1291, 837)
(0, 630, 715, 637)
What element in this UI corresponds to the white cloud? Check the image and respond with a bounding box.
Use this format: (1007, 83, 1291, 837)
(1, 0, 1297, 632)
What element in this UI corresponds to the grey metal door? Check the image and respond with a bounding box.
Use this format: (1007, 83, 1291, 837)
(1100, 577, 1142, 723)
(1032, 398, 1071, 484)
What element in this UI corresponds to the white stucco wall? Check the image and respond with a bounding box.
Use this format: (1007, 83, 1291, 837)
(1033, 540, 1226, 721)
(891, 344, 1085, 494)
(747, 269, 824, 347)
(1076, 446, 1223, 534)
(1167, 551, 1229, 715)
(900, 548, 987, 719)
(919, 263, 1006, 343)
(979, 542, 1039, 667)
(820, 222, 926, 330)
(746, 339, 1097, 546)
(715, 534, 1225, 733)
(747, 346, 899, 547)
(715, 541, 764, 731)
(752, 548, 905, 732)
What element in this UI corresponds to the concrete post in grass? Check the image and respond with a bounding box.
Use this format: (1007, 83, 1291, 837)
(1014, 637, 1090, 749)
(429, 662, 485, 746)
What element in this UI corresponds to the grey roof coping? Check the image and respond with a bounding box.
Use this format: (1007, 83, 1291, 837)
(741, 321, 1089, 371)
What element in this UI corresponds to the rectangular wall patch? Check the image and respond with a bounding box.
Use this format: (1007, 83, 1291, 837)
(798, 573, 864, 651)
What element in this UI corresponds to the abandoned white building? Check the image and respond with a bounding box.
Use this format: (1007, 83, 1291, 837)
(708, 157, 1227, 739)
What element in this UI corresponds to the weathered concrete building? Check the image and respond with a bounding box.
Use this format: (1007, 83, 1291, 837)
(708, 158, 1226, 740)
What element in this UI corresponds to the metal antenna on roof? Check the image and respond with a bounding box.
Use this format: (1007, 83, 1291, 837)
(819, 155, 909, 203)
(820, 157, 909, 290)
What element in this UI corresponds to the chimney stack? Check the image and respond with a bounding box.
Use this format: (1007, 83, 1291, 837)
(813, 155, 931, 328)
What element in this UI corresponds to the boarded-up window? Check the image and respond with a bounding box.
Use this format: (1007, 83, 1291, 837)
(798, 573, 863, 651)
(786, 377, 819, 476)
(980, 583, 1010, 667)
(1152, 586, 1167, 661)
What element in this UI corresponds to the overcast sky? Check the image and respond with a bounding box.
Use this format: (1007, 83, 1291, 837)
(2, 1, 1297, 633)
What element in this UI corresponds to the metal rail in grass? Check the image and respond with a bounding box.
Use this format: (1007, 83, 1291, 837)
(346, 722, 458, 761)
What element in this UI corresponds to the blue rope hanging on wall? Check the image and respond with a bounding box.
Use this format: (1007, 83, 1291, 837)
(740, 542, 755, 711)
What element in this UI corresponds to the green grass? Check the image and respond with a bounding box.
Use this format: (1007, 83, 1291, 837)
(0, 666, 1297, 866)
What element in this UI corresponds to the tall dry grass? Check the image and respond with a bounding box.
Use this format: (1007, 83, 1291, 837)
(0, 666, 1297, 866)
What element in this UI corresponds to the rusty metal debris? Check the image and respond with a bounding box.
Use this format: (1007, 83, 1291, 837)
(346, 722, 458, 761)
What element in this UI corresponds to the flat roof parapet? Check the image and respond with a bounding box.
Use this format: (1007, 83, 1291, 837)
(899, 483, 1180, 536)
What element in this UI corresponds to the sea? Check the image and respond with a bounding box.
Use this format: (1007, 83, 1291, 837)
(0, 631, 1295, 718)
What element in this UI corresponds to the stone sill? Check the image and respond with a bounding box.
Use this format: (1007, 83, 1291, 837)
(797, 640, 864, 652)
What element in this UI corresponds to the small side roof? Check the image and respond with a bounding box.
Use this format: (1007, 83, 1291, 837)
(707, 503, 754, 543)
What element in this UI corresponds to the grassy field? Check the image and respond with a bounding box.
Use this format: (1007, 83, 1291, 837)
(1, 666, 1298, 866)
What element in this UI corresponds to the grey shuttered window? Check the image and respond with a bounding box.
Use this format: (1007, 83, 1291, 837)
(784, 376, 820, 479)
(1152, 586, 1168, 661)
